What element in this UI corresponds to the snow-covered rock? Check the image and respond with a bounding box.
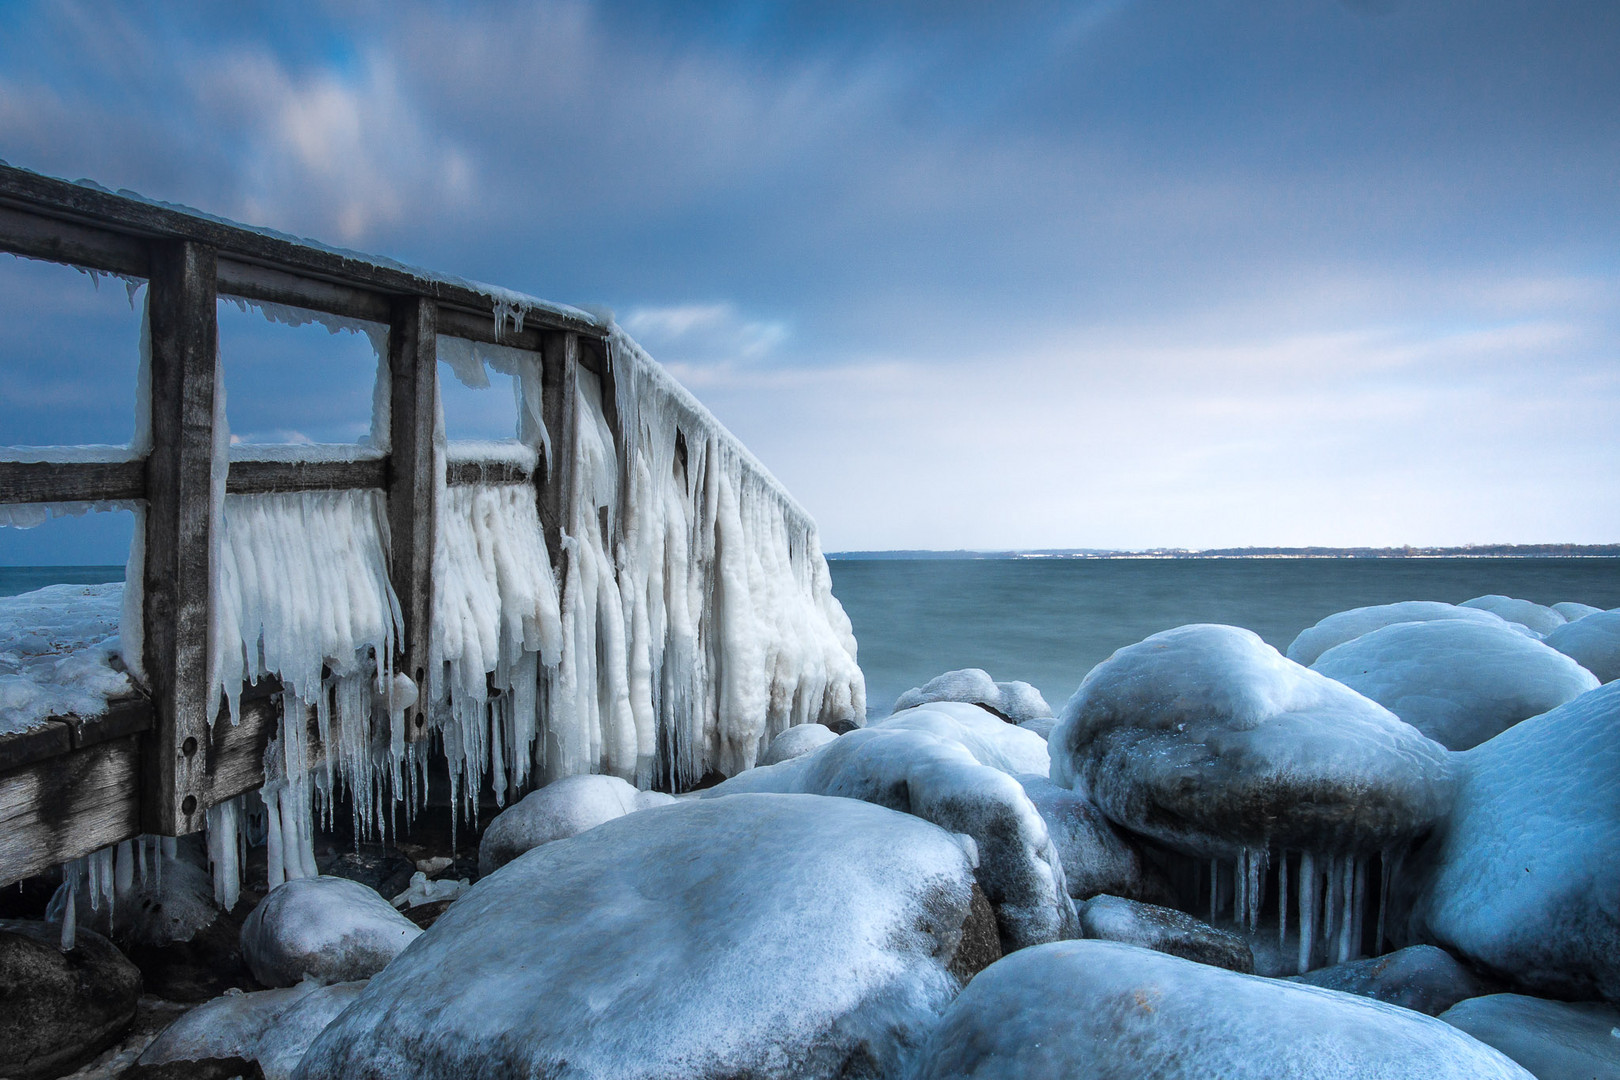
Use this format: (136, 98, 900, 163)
(1439, 995, 1620, 1080)
(1552, 601, 1603, 623)
(1407, 681, 1620, 1001)
(1312, 620, 1599, 749)
(255, 981, 368, 1080)
(133, 980, 366, 1080)
(296, 794, 981, 1080)
(0, 582, 132, 735)
(1017, 774, 1173, 903)
(760, 722, 839, 766)
(1460, 595, 1567, 637)
(908, 940, 1532, 1080)
(892, 668, 1052, 723)
(873, 701, 1050, 776)
(1017, 716, 1056, 739)
(240, 876, 420, 987)
(708, 727, 1076, 950)
(1078, 895, 1253, 972)
(1287, 600, 1511, 666)
(1051, 624, 1455, 860)
(1290, 945, 1494, 1016)
(1543, 610, 1620, 683)
(477, 774, 675, 875)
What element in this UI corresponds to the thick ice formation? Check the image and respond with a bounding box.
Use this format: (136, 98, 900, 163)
(477, 773, 674, 875)
(891, 668, 1052, 724)
(907, 941, 1533, 1080)
(707, 726, 1076, 950)
(240, 875, 420, 987)
(1017, 774, 1172, 903)
(873, 701, 1051, 776)
(1551, 601, 1603, 622)
(255, 981, 369, 1080)
(1407, 681, 1620, 1000)
(1287, 600, 1511, 666)
(295, 794, 976, 1080)
(1439, 994, 1620, 1080)
(0, 583, 131, 734)
(760, 722, 839, 765)
(1312, 619, 1600, 749)
(1459, 594, 1567, 637)
(1078, 895, 1254, 973)
(1542, 610, 1620, 683)
(136, 982, 320, 1072)
(1291, 945, 1494, 1016)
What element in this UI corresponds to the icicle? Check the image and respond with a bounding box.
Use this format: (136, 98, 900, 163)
(1337, 856, 1356, 964)
(1277, 850, 1289, 953)
(1297, 851, 1316, 975)
(1376, 849, 1391, 958)
(60, 887, 76, 951)
(1209, 858, 1219, 925)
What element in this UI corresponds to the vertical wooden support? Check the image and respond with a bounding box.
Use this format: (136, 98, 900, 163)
(141, 239, 218, 836)
(538, 330, 579, 569)
(388, 297, 437, 742)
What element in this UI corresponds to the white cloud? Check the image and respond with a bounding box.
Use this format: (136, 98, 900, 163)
(623, 303, 789, 369)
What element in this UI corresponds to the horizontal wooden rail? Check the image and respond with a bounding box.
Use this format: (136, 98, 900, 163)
(0, 459, 145, 503)
(227, 457, 387, 495)
(447, 459, 533, 486)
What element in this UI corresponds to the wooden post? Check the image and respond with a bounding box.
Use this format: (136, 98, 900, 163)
(538, 331, 579, 569)
(388, 297, 438, 742)
(140, 239, 219, 836)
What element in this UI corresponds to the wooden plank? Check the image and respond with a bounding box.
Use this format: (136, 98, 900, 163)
(388, 297, 437, 743)
(446, 459, 532, 486)
(0, 720, 71, 773)
(60, 696, 154, 751)
(538, 331, 579, 571)
(0, 459, 145, 503)
(226, 457, 387, 495)
(0, 202, 149, 278)
(0, 735, 143, 887)
(217, 258, 392, 325)
(140, 238, 218, 837)
(201, 685, 321, 807)
(436, 304, 546, 354)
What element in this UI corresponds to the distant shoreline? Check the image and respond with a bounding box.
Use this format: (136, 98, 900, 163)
(828, 545, 1620, 561)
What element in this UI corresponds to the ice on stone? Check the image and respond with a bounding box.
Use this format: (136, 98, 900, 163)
(1287, 600, 1512, 666)
(0, 582, 131, 735)
(1552, 601, 1604, 623)
(390, 871, 471, 909)
(240, 875, 420, 987)
(873, 701, 1051, 777)
(892, 668, 1052, 724)
(1017, 774, 1173, 903)
(1460, 594, 1567, 637)
(1439, 994, 1620, 1080)
(255, 980, 369, 1080)
(477, 773, 674, 876)
(1312, 619, 1600, 749)
(136, 983, 320, 1072)
(1078, 895, 1254, 972)
(759, 722, 839, 765)
(1542, 610, 1620, 683)
(1291, 944, 1495, 1016)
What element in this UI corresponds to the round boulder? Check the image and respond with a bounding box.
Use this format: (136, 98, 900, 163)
(760, 723, 839, 766)
(1542, 609, 1620, 683)
(478, 774, 675, 876)
(240, 876, 420, 987)
(1460, 595, 1566, 637)
(1440, 994, 1620, 1080)
(1078, 895, 1253, 973)
(1017, 774, 1174, 904)
(1290, 944, 1495, 1016)
(1287, 601, 1510, 666)
(0, 918, 142, 1079)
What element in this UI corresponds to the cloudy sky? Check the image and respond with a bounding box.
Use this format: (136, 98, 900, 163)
(2, 0, 1616, 559)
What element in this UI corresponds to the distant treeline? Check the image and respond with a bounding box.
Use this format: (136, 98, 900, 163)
(828, 544, 1620, 561)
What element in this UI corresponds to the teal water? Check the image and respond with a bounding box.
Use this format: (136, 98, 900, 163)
(827, 557, 1620, 715)
(0, 565, 124, 598)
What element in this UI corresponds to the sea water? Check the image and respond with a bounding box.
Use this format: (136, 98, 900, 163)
(828, 557, 1620, 715)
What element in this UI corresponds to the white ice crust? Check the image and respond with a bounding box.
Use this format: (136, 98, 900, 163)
(477, 773, 675, 875)
(240, 875, 421, 987)
(1459, 594, 1567, 637)
(874, 701, 1051, 776)
(1312, 619, 1600, 749)
(1551, 601, 1603, 623)
(1439, 994, 1620, 1080)
(1287, 600, 1512, 666)
(0, 582, 131, 734)
(1542, 610, 1620, 683)
(891, 668, 1052, 723)
(759, 722, 839, 765)
(908, 940, 1533, 1079)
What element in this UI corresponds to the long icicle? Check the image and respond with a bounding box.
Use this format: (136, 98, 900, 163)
(1297, 851, 1316, 974)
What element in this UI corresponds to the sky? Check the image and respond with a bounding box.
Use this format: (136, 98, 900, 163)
(1, 0, 1617, 560)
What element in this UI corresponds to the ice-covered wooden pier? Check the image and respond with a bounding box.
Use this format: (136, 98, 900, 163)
(0, 163, 863, 889)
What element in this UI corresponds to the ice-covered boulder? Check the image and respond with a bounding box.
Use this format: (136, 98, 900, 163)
(296, 794, 981, 1080)
(1439, 995, 1620, 1080)
(1407, 681, 1620, 1001)
(908, 940, 1531, 1079)
(873, 701, 1051, 776)
(1543, 609, 1620, 683)
(1312, 620, 1600, 749)
(240, 876, 420, 987)
(892, 668, 1052, 723)
(1460, 594, 1567, 637)
(759, 722, 839, 765)
(1017, 716, 1056, 739)
(132, 980, 365, 1080)
(1287, 600, 1511, 666)
(477, 773, 675, 875)
(256, 981, 368, 1080)
(1552, 601, 1603, 622)
(1052, 625, 1455, 860)
(1290, 945, 1494, 1016)
(1017, 774, 1173, 903)
(1078, 895, 1253, 972)
(0, 919, 143, 1080)
(709, 727, 1076, 949)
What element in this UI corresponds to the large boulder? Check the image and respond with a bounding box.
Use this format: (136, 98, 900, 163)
(872, 701, 1051, 776)
(0, 919, 143, 1079)
(477, 773, 675, 875)
(1287, 601, 1511, 666)
(240, 876, 420, 987)
(1290, 945, 1495, 1016)
(1016, 774, 1174, 904)
(132, 980, 366, 1080)
(1051, 624, 1455, 860)
(296, 794, 983, 1080)
(1460, 595, 1567, 637)
(1552, 601, 1603, 622)
(1542, 609, 1620, 683)
(1406, 680, 1620, 1001)
(908, 940, 1532, 1079)
(759, 723, 839, 766)
(1439, 995, 1620, 1080)
(709, 727, 1076, 950)
(1078, 895, 1253, 973)
(1312, 620, 1599, 749)
(892, 668, 1052, 724)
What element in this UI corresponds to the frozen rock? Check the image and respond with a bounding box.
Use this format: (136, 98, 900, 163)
(1543, 610, 1620, 683)
(1051, 625, 1455, 859)
(1552, 601, 1604, 622)
(760, 722, 839, 765)
(477, 773, 676, 875)
(296, 794, 980, 1080)
(1407, 681, 1620, 1001)
(1287, 600, 1511, 666)
(390, 871, 471, 909)
(240, 876, 420, 987)
(892, 668, 1052, 723)
(1291, 945, 1495, 1016)
(0, 919, 143, 1080)
(873, 701, 1051, 776)
(1312, 620, 1600, 749)
(910, 940, 1531, 1080)
(1079, 894, 1253, 972)
(1460, 595, 1567, 637)
(1017, 774, 1174, 903)
(1439, 994, 1620, 1080)
(709, 727, 1077, 950)
(255, 980, 368, 1080)
(1018, 716, 1057, 739)
(133, 983, 318, 1075)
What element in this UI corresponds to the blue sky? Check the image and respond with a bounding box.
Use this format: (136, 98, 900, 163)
(1, 0, 1617, 559)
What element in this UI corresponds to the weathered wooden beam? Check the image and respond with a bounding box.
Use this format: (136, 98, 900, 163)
(0, 202, 149, 278)
(388, 297, 437, 743)
(538, 331, 579, 570)
(0, 735, 143, 887)
(217, 258, 392, 325)
(0, 459, 145, 503)
(140, 239, 218, 837)
(446, 459, 532, 486)
(0, 721, 72, 774)
(436, 305, 546, 354)
(226, 457, 387, 495)
(200, 683, 321, 808)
